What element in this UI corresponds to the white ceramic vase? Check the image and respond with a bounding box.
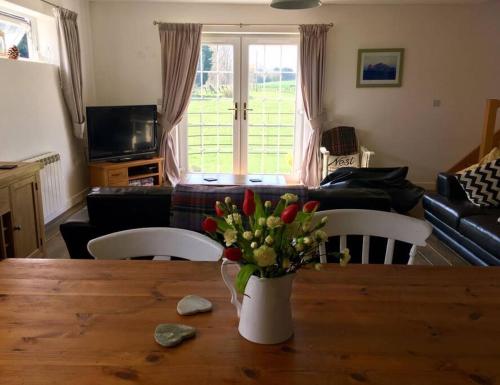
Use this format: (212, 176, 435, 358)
(221, 258, 294, 344)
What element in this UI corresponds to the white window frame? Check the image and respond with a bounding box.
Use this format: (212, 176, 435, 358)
(178, 33, 304, 178)
(241, 35, 302, 176)
(0, 8, 39, 61)
(178, 34, 241, 175)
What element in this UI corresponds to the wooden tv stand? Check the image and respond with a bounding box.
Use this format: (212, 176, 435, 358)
(89, 157, 164, 187)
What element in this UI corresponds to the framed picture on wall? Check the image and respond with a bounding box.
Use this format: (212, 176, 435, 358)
(356, 48, 405, 88)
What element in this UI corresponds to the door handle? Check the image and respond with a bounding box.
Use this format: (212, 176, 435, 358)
(228, 102, 238, 120)
(13, 225, 21, 231)
(243, 102, 253, 121)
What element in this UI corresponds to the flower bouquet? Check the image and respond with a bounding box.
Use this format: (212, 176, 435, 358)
(203, 190, 350, 344)
(202, 190, 350, 294)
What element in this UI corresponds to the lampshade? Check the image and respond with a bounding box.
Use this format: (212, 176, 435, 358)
(270, 0, 322, 9)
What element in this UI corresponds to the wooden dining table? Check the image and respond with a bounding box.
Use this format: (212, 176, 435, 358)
(0, 259, 499, 385)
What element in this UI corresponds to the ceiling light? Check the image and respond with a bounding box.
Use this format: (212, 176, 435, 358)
(270, 0, 322, 10)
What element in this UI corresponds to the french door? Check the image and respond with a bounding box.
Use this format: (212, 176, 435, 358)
(181, 35, 300, 175)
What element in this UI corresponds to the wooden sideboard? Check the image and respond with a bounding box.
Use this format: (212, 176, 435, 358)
(89, 157, 164, 187)
(0, 162, 45, 258)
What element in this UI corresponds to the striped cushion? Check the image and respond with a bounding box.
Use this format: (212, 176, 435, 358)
(456, 159, 500, 208)
(171, 184, 308, 232)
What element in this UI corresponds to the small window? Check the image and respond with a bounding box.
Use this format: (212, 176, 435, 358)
(0, 10, 33, 59)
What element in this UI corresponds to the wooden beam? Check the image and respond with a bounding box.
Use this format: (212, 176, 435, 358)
(479, 99, 500, 160)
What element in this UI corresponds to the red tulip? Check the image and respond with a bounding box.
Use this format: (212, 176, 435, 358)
(281, 204, 299, 224)
(224, 247, 242, 261)
(303, 200, 320, 213)
(215, 202, 224, 217)
(242, 189, 256, 216)
(202, 217, 218, 233)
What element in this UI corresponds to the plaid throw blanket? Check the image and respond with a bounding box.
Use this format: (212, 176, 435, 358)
(322, 126, 358, 156)
(171, 184, 309, 232)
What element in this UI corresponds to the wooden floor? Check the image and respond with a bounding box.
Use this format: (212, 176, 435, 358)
(36, 202, 469, 265)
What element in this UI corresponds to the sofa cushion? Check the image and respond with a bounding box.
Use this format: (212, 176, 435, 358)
(87, 186, 173, 230)
(459, 215, 500, 259)
(171, 184, 308, 232)
(422, 193, 495, 229)
(426, 212, 499, 266)
(456, 159, 500, 208)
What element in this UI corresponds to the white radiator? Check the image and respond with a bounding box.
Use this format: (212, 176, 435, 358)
(23, 152, 64, 224)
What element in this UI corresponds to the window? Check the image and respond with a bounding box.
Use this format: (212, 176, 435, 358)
(187, 42, 236, 173)
(180, 35, 302, 176)
(0, 10, 34, 59)
(246, 43, 298, 174)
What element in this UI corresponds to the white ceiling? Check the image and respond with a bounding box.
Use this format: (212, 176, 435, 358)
(91, 0, 487, 5)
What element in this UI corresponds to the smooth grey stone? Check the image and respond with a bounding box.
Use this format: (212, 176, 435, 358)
(154, 324, 196, 347)
(177, 295, 213, 316)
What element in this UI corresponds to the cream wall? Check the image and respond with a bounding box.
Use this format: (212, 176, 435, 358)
(0, 0, 95, 220)
(88, 0, 500, 188)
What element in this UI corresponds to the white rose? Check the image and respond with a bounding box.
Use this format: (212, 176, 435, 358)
(223, 229, 238, 247)
(314, 230, 328, 242)
(264, 200, 272, 208)
(265, 235, 274, 245)
(258, 217, 266, 226)
(340, 248, 351, 267)
(224, 196, 232, 205)
(295, 243, 304, 252)
(303, 236, 312, 245)
(254, 229, 262, 237)
(250, 241, 258, 249)
(225, 213, 242, 226)
(253, 245, 277, 267)
(266, 216, 282, 229)
(243, 231, 253, 240)
(280, 193, 298, 203)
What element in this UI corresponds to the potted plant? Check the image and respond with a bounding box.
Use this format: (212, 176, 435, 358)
(202, 190, 350, 344)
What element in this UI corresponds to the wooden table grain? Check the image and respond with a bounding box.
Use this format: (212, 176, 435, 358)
(1, 259, 499, 385)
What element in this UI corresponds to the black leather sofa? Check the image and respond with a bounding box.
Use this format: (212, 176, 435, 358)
(60, 186, 392, 259)
(423, 173, 500, 266)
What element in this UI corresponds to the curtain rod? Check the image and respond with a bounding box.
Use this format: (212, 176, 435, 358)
(40, 0, 60, 8)
(153, 21, 333, 27)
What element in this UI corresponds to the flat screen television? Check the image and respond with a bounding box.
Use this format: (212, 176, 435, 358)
(87, 105, 158, 162)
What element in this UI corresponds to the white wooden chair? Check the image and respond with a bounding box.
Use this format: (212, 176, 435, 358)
(313, 209, 432, 265)
(87, 227, 224, 261)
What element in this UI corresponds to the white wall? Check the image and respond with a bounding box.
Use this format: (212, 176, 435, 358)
(89, 0, 500, 188)
(0, 0, 95, 220)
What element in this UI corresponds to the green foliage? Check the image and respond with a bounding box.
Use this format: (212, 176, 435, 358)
(212, 216, 231, 232)
(253, 192, 265, 221)
(201, 45, 213, 85)
(236, 264, 259, 294)
(272, 199, 286, 217)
